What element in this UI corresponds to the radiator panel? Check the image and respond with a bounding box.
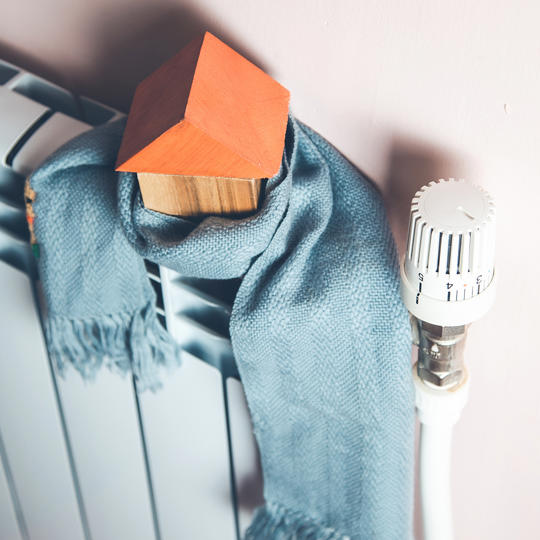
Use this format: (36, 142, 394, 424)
(0, 58, 263, 540)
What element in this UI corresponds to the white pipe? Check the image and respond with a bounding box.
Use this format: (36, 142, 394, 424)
(419, 423, 454, 540)
(413, 366, 470, 540)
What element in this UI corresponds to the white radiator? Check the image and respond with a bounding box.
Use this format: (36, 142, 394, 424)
(0, 58, 262, 540)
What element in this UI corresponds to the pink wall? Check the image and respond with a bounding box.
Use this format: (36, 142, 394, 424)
(2, 1, 539, 538)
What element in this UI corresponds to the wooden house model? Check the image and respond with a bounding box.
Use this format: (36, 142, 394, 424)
(116, 32, 290, 217)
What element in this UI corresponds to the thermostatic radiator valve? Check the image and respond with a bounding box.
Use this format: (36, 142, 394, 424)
(400, 178, 496, 388)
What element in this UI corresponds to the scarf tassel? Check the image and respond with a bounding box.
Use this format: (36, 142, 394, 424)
(245, 502, 349, 540)
(44, 301, 181, 391)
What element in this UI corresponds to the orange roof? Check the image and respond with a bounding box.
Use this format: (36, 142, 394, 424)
(116, 32, 290, 179)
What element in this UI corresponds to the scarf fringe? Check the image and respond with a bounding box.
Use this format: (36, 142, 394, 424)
(45, 302, 181, 391)
(245, 502, 349, 540)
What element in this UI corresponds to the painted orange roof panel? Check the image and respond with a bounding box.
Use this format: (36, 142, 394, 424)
(117, 119, 269, 178)
(116, 32, 290, 179)
(115, 35, 203, 172)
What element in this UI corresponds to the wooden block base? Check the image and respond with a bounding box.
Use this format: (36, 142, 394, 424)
(137, 173, 262, 217)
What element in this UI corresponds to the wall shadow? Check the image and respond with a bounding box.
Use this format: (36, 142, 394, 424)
(0, 1, 268, 113)
(235, 444, 265, 514)
(382, 136, 468, 256)
(0, 40, 74, 91)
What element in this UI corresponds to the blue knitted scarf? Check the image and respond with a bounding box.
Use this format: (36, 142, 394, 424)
(29, 116, 414, 539)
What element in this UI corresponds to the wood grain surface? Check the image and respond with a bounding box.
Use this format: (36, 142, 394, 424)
(137, 172, 261, 217)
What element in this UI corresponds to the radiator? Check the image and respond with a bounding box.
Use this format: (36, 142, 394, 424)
(0, 58, 263, 540)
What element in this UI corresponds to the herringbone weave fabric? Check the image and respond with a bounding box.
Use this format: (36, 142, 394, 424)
(31, 116, 414, 539)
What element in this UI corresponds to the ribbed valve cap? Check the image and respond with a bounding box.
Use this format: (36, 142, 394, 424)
(400, 178, 496, 326)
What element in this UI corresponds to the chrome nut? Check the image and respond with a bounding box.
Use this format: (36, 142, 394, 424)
(417, 364, 464, 389)
(415, 318, 468, 389)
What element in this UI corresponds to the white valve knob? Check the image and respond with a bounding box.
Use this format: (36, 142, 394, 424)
(400, 179, 496, 326)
